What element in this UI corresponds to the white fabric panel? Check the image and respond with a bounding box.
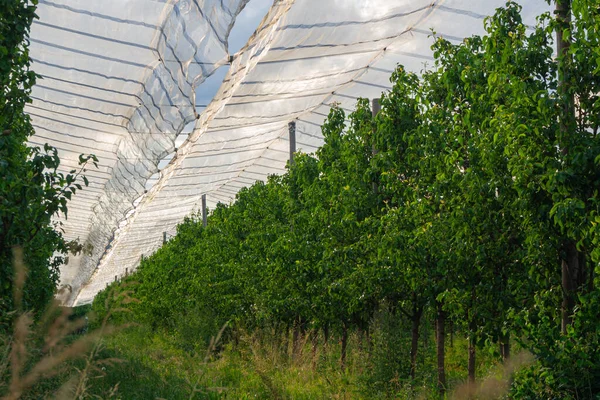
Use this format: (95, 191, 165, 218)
(27, 0, 250, 305)
(25, 0, 550, 305)
(75, 0, 550, 305)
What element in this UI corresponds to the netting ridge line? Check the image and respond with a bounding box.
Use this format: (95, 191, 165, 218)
(316, 103, 354, 114)
(71, 0, 263, 306)
(40, 74, 143, 99)
(239, 66, 366, 86)
(30, 122, 117, 146)
(34, 84, 134, 108)
(172, 168, 248, 179)
(29, 112, 127, 136)
(33, 20, 155, 50)
(123, 0, 294, 204)
(186, 135, 288, 157)
(64, 1, 197, 304)
(268, 30, 423, 52)
(77, 0, 295, 303)
(30, 38, 151, 69)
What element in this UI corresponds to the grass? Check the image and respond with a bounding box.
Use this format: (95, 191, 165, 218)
(54, 322, 522, 399)
(0, 248, 118, 399)
(1, 314, 528, 399)
(80, 325, 363, 399)
(0, 247, 146, 399)
(0, 249, 529, 399)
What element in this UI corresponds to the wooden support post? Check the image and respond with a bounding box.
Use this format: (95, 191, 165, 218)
(288, 121, 296, 165)
(372, 98, 380, 119)
(436, 301, 446, 394)
(114, 275, 117, 282)
(163, 231, 167, 244)
(372, 99, 380, 193)
(371, 98, 380, 155)
(202, 194, 207, 227)
(125, 267, 128, 276)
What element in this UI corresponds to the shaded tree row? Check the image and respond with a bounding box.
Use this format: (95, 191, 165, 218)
(98, 2, 600, 397)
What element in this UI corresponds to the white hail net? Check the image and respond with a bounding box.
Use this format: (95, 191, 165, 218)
(25, 0, 551, 306)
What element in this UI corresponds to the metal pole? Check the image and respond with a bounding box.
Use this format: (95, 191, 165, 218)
(372, 99, 380, 193)
(202, 194, 207, 227)
(372, 98, 380, 118)
(372, 98, 380, 156)
(288, 121, 296, 165)
(163, 231, 167, 244)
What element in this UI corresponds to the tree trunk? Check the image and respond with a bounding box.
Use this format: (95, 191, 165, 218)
(423, 314, 429, 353)
(579, 250, 587, 289)
(468, 341, 476, 385)
(589, 252, 595, 293)
(365, 326, 373, 359)
(283, 325, 290, 358)
(468, 324, 476, 385)
(499, 333, 510, 362)
(555, 0, 574, 141)
(311, 329, 318, 371)
(292, 317, 302, 361)
(436, 301, 446, 394)
(372, 98, 380, 194)
(358, 326, 364, 352)
(555, 0, 580, 335)
(340, 323, 348, 371)
(561, 240, 579, 334)
(409, 302, 423, 380)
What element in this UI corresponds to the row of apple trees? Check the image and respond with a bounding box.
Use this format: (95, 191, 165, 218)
(98, 2, 600, 397)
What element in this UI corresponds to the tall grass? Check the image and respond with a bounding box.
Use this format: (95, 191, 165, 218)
(1, 249, 531, 398)
(0, 247, 125, 399)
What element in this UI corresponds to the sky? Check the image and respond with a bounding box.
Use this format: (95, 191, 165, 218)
(193, 0, 273, 115)
(159, 0, 273, 172)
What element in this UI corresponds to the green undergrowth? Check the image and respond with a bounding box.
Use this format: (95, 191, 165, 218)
(1, 308, 530, 399)
(37, 322, 519, 399)
(85, 324, 362, 399)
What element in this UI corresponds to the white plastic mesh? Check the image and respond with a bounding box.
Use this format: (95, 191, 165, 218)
(25, 0, 551, 305)
(27, 0, 250, 304)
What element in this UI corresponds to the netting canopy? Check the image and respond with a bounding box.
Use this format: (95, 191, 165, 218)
(26, 0, 551, 305)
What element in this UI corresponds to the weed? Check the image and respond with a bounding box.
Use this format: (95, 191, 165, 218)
(0, 247, 125, 399)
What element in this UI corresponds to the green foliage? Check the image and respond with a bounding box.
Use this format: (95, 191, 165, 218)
(363, 307, 416, 394)
(511, 288, 600, 398)
(92, 2, 600, 397)
(63, 325, 371, 399)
